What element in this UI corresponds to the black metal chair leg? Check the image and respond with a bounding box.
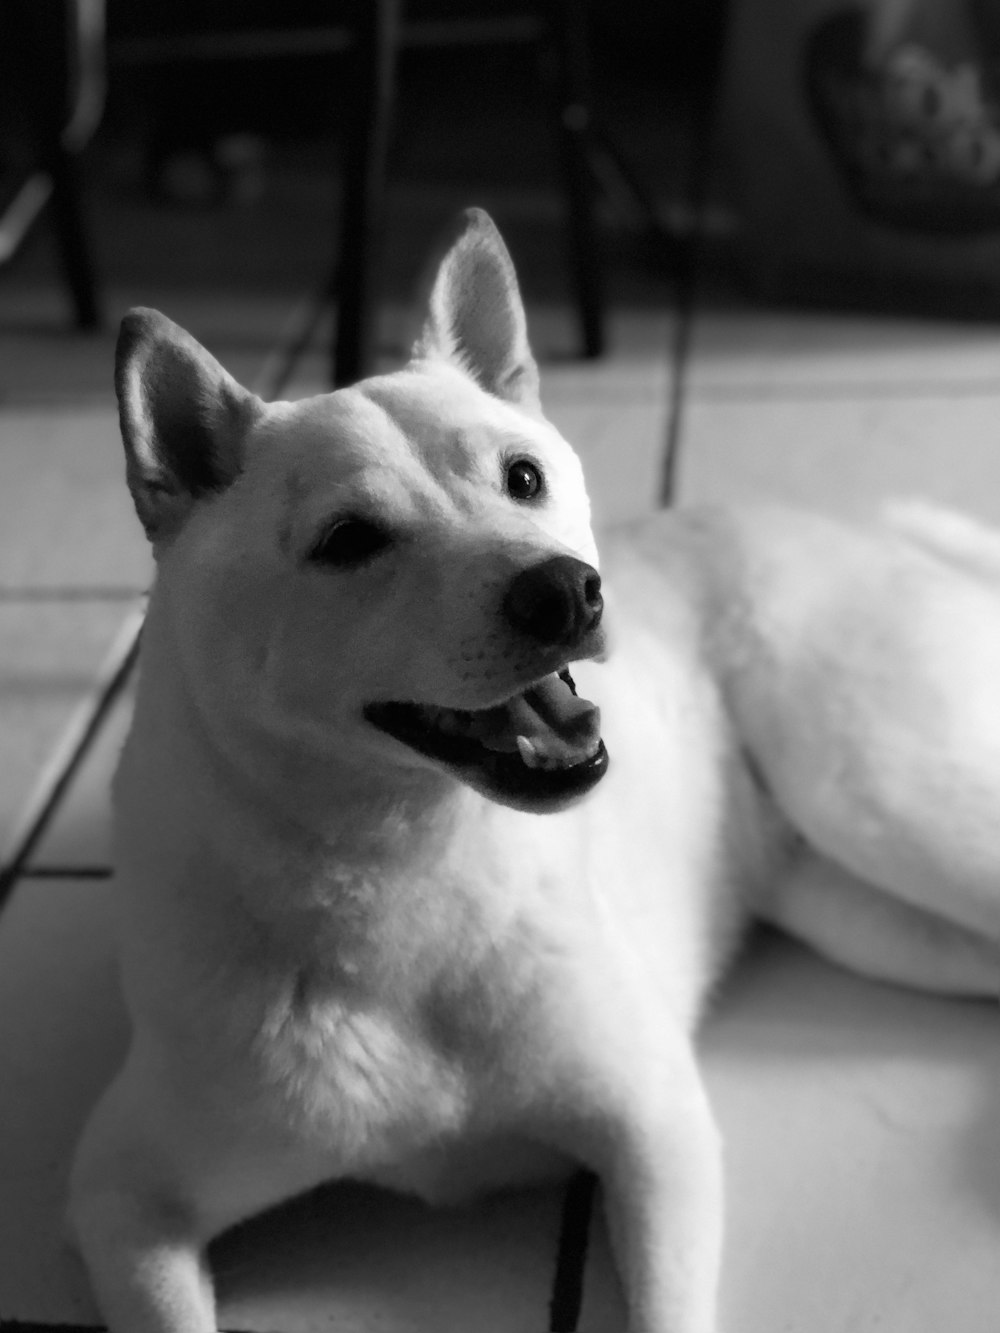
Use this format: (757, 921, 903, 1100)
(5, 0, 103, 332)
(46, 142, 102, 330)
(544, 0, 604, 360)
(332, 0, 403, 388)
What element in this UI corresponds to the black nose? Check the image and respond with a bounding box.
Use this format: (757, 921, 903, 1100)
(503, 555, 603, 648)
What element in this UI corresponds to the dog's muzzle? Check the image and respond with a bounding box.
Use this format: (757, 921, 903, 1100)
(366, 668, 608, 813)
(364, 555, 608, 812)
(502, 556, 603, 650)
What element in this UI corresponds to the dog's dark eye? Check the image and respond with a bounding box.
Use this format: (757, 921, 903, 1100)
(309, 518, 392, 568)
(506, 459, 543, 502)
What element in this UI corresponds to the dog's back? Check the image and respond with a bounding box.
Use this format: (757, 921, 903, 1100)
(884, 498, 1000, 584)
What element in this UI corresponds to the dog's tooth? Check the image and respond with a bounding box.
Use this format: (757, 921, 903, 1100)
(516, 735, 542, 769)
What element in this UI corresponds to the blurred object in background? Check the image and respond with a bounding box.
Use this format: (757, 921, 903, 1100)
(105, 0, 612, 381)
(107, 0, 352, 208)
(0, 0, 105, 328)
(1, 0, 726, 364)
(716, 0, 1000, 315)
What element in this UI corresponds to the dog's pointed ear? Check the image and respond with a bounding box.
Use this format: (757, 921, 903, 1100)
(115, 308, 261, 542)
(412, 209, 540, 409)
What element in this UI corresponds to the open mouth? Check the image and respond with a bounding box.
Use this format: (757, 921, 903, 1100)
(364, 668, 608, 811)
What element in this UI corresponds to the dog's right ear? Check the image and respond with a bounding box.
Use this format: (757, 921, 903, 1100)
(412, 208, 540, 410)
(115, 308, 261, 542)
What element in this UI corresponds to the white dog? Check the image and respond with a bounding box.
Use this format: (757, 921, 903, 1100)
(69, 208, 1000, 1333)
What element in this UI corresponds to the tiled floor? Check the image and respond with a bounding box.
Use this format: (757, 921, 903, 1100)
(4, 230, 1000, 1331)
(678, 304, 1000, 523)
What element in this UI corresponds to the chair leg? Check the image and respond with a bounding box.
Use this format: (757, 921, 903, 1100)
(543, 0, 604, 360)
(46, 142, 102, 330)
(332, 0, 403, 387)
(5, 0, 103, 331)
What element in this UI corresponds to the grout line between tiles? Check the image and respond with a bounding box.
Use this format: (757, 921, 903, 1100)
(0, 1314, 245, 1331)
(19, 866, 113, 881)
(661, 292, 696, 507)
(0, 1322, 247, 1333)
(0, 1321, 102, 1332)
(0, 395, 115, 409)
(685, 378, 1000, 404)
(543, 381, 667, 401)
(0, 588, 147, 603)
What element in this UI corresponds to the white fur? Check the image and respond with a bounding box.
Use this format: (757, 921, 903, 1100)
(69, 211, 1000, 1333)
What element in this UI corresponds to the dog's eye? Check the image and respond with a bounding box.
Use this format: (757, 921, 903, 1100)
(506, 459, 544, 502)
(309, 518, 392, 568)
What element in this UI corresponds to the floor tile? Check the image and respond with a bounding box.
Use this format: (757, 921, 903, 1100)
(0, 604, 141, 866)
(704, 934, 1000, 1333)
(675, 392, 1000, 521)
(29, 687, 132, 871)
(540, 309, 674, 526)
(0, 406, 151, 591)
(687, 307, 1000, 396)
(0, 308, 117, 408)
(582, 937, 1000, 1333)
(545, 389, 668, 526)
(0, 879, 126, 1326)
(2, 879, 997, 1331)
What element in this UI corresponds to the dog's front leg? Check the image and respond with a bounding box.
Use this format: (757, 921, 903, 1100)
(69, 1186, 215, 1333)
(548, 1036, 723, 1333)
(69, 1067, 242, 1333)
(603, 1074, 723, 1333)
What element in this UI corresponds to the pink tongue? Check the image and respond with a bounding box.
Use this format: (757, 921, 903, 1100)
(477, 674, 601, 760)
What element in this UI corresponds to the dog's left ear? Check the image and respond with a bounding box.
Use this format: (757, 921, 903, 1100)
(116, 308, 262, 542)
(412, 208, 540, 409)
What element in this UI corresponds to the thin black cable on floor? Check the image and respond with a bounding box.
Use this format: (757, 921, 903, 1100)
(661, 264, 699, 507)
(548, 1169, 598, 1332)
(0, 1320, 101, 1332)
(0, 586, 146, 603)
(18, 866, 113, 880)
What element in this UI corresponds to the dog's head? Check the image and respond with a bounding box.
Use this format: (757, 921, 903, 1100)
(117, 209, 608, 813)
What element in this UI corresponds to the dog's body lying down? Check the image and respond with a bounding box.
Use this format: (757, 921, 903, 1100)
(69, 210, 1000, 1333)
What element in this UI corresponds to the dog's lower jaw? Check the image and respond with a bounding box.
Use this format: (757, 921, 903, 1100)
(458, 742, 609, 814)
(365, 667, 610, 814)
